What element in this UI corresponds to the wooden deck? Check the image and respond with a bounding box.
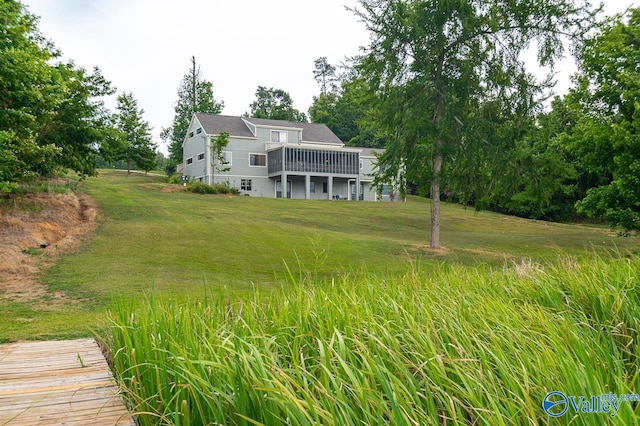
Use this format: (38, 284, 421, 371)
(0, 338, 135, 425)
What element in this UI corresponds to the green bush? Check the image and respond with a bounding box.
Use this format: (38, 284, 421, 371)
(186, 181, 238, 195)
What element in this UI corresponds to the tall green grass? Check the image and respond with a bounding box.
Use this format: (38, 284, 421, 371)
(106, 254, 639, 425)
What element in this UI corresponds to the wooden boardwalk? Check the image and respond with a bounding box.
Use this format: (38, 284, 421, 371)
(0, 338, 135, 425)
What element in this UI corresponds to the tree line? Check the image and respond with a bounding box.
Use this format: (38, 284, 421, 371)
(3, 0, 637, 242)
(307, 2, 640, 242)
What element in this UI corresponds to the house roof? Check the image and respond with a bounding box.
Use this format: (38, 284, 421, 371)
(195, 114, 255, 138)
(194, 113, 344, 145)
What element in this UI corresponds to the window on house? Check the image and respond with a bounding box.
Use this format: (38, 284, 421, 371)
(359, 159, 364, 169)
(189, 131, 194, 138)
(221, 151, 232, 166)
(323, 182, 328, 193)
(271, 130, 288, 143)
(197, 153, 205, 161)
(186, 157, 193, 165)
(250, 154, 266, 166)
(241, 179, 252, 191)
(310, 182, 315, 193)
(196, 128, 203, 134)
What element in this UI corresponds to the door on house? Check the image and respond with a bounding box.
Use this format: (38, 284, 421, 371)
(350, 182, 364, 200)
(276, 180, 292, 198)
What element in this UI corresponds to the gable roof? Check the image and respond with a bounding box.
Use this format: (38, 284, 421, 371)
(195, 114, 255, 138)
(194, 113, 344, 145)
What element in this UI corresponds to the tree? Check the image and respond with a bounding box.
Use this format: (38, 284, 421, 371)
(310, 76, 386, 147)
(0, 0, 63, 184)
(0, 0, 115, 187)
(313, 57, 338, 95)
(163, 56, 224, 163)
(114, 92, 157, 174)
(36, 64, 115, 177)
(567, 9, 640, 233)
(247, 86, 307, 122)
(211, 132, 230, 182)
(354, 0, 596, 248)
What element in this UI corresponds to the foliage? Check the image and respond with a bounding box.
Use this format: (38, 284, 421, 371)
(309, 76, 386, 147)
(107, 254, 640, 425)
(566, 9, 640, 233)
(186, 181, 238, 195)
(247, 86, 307, 122)
(312, 56, 338, 95)
(211, 131, 230, 178)
(354, 0, 597, 247)
(163, 57, 224, 162)
(113, 92, 157, 174)
(0, 0, 115, 186)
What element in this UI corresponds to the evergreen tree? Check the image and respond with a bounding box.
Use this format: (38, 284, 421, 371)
(163, 56, 224, 163)
(114, 92, 157, 174)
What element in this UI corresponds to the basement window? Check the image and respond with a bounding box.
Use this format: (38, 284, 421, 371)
(241, 179, 252, 191)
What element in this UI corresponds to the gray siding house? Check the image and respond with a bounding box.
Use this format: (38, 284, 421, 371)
(182, 114, 385, 201)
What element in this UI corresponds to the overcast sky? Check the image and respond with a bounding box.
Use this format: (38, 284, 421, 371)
(22, 0, 636, 154)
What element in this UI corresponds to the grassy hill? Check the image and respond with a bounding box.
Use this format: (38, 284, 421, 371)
(1, 169, 637, 341)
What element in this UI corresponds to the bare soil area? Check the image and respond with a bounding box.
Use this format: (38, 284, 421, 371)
(0, 191, 97, 302)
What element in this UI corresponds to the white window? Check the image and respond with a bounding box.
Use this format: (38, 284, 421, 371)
(197, 152, 205, 161)
(271, 130, 288, 143)
(221, 151, 232, 166)
(359, 159, 364, 169)
(310, 182, 315, 193)
(241, 179, 252, 191)
(250, 154, 267, 167)
(196, 128, 203, 134)
(189, 131, 194, 138)
(186, 157, 193, 165)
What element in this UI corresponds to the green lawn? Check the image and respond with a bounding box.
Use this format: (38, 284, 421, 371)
(1, 169, 637, 341)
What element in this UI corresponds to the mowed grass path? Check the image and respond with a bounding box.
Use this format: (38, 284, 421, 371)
(2, 169, 637, 340)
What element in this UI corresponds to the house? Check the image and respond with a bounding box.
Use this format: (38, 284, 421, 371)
(182, 113, 386, 201)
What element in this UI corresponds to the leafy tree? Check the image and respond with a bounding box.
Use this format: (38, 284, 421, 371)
(1, 0, 116, 186)
(36, 64, 115, 177)
(354, 0, 596, 248)
(1, 0, 62, 183)
(211, 131, 230, 181)
(247, 86, 307, 122)
(309, 77, 386, 147)
(567, 9, 640, 233)
(114, 92, 157, 174)
(313, 57, 338, 95)
(163, 56, 224, 162)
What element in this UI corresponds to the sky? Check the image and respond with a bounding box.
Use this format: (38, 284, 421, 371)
(22, 0, 636, 154)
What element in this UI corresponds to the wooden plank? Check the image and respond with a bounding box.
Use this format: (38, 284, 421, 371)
(0, 339, 135, 426)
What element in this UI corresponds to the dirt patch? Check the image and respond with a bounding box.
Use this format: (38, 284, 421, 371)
(0, 191, 98, 303)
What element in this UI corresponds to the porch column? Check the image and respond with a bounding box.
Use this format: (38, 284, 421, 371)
(328, 176, 333, 200)
(281, 172, 288, 198)
(305, 175, 311, 199)
(281, 146, 288, 198)
(356, 176, 361, 201)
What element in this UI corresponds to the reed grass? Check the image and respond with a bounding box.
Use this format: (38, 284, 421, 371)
(105, 254, 640, 425)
